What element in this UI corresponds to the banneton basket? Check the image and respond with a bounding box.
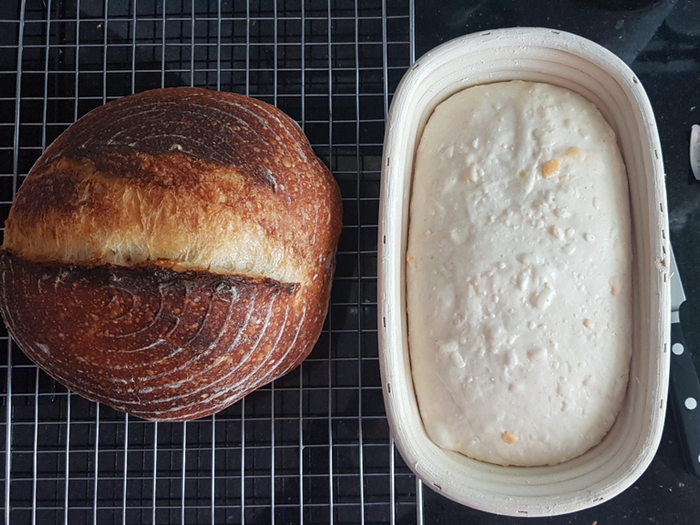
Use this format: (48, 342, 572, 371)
(377, 28, 670, 517)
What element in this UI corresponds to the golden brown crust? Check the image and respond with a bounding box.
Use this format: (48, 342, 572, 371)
(0, 251, 325, 420)
(3, 88, 342, 285)
(0, 88, 342, 421)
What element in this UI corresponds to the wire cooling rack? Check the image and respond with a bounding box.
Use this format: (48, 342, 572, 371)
(0, 1, 419, 523)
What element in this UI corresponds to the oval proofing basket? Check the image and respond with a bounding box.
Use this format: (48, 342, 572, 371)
(377, 28, 670, 517)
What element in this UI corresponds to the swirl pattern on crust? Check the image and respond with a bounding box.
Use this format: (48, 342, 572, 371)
(0, 252, 315, 421)
(0, 88, 341, 420)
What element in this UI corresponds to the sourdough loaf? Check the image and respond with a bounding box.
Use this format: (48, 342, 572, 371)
(0, 87, 342, 421)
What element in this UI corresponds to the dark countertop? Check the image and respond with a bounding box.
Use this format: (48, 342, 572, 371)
(415, 0, 700, 523)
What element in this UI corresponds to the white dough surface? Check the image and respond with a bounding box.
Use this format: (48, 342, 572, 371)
(406, 80, 632, 467)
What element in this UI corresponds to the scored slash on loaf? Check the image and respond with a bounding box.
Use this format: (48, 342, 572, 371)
(0, 87, 342, 421)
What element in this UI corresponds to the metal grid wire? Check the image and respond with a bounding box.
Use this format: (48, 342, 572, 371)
(0, 0, 419, 523)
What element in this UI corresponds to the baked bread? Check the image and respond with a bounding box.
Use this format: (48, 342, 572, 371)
(0, 87, 342, 421)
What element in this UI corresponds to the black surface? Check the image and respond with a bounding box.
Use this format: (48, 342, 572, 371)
(416, 0, 700, 523)
(670, 321, 700, 479)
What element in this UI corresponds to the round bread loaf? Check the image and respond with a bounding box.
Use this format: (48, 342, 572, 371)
(0, 87, 342, 421)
